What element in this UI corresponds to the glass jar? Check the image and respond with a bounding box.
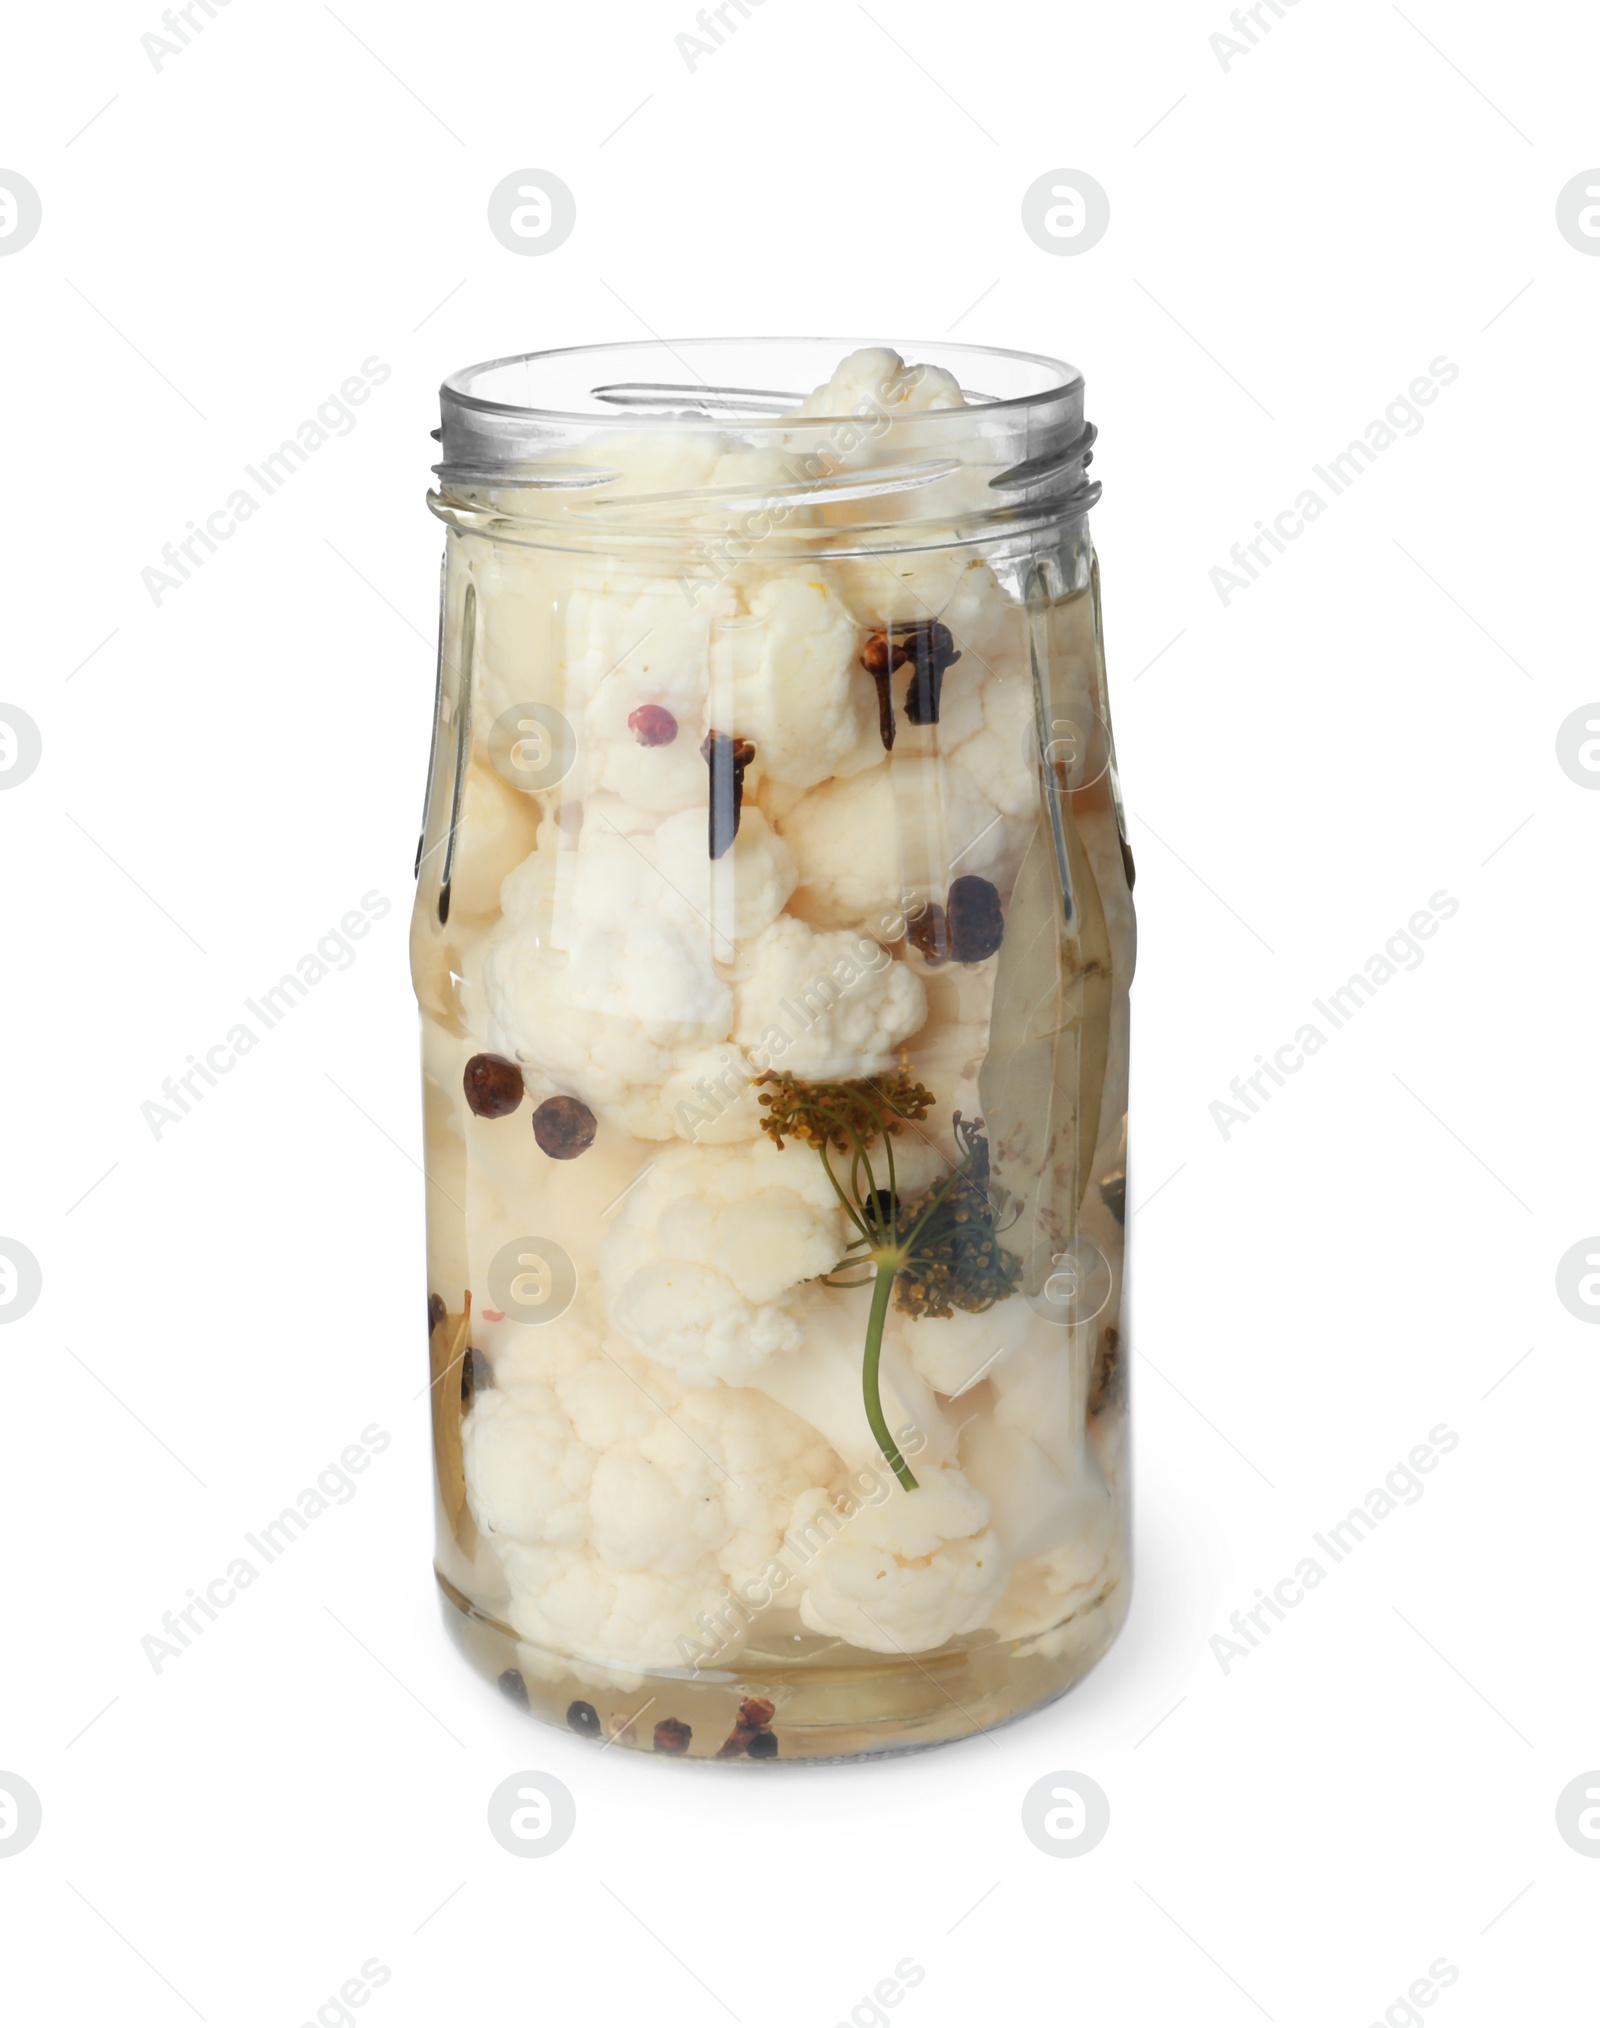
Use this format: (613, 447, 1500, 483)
(413, 339, 1134, 1762)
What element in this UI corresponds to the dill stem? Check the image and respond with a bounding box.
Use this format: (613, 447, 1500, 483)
(863, 1251, 917, 1492)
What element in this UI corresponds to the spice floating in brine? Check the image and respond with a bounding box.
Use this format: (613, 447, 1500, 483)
(898, 621, 962, 727)
(860, 620, 963, 746)
(567, 1700, 602, 1738)
(701, 732, 756, 858)
(945, 874, 1005, 961)
(628, 704, 678, 746)
(531, 1095, 598, 1159)
(463, 1053, 524, 1118)
(716, 1697, 777, 1759)
(905, 902, 952, 966)
(859, 631, 900, 751)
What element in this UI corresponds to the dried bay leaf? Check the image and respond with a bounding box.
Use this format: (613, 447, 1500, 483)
(979, 777, 1113, 1298)
(429, 1292, 477, 1552)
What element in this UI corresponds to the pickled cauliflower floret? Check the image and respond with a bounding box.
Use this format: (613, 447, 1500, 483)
(752, 1277, 958, 1469)
(599, 1139, 850, 1387)
(960, 1331, 1114, 1564)
(779, 756, 1014, 930)
(897, 1291, 1037, 1397)
(651, 806, 796, 944)
(464, 1332, 837, 1667)
(488, 829, 729, 1025)
(789, 1465, 1007, 1653)
(796, 345, 967, 418)
(844, 544, 1027, 684)
(657, 1045, 766, 1144)
(947, 671, 1040, 824)
(445, 761, 542, 918)
(482, 837, 732, 1138)
(709, 577, 884, 788)
(570, 425, 725, 497)
(473, 541, 570, 728)
(730, 915, 926, 1078)
(573, 579, 736, 819)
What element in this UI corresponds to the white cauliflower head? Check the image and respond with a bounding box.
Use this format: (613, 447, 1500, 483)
(650, 806, 797, 945)
(896, 1291, 1038, 1398)
(444, 761, 542, 919)
(960, 1416, 1112, 1567)
(788, 1465, 1007, 1654)
(481, 805, 788, 1138)
(778, 755, 1015, 931)
(656, 1045, 766, 1144)
(473, 541, 570, 730)
(958, 1327, 1115, 1566)
(795, 347, 967, 419)
(839, 542, 1027, 675)
(709, 576, 882, 788)
(482, 814, 832, 1139)
(751, 1278, 956, 1470)
(464, 1329, 837, 1668)
(571, 578, 734, 819)
(599, 1138, 850, 1386)
(730, 915, 926, 1078)
(481, 836, 732, 1137)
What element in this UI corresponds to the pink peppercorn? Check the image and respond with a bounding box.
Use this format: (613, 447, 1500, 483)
(628, 704, 678, 747)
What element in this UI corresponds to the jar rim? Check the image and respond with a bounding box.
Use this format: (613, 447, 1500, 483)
(440, 337, 1084, 430)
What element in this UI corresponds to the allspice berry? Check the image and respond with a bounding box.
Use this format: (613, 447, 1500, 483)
(463, 1053, 524, 1119)
(653, 1717, 692, 1754)
(531, 1095, 598, 1160)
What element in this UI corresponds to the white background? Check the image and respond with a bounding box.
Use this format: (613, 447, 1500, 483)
(2, 0, 1597, 2021)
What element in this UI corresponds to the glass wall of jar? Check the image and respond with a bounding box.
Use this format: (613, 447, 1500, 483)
(412, 340, 1134, 1762)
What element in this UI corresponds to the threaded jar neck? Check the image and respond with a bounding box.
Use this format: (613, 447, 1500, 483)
(429, 338, 1099, 558)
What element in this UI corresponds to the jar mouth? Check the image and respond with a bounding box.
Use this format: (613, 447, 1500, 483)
(441, 337, 1083, 428)
(432, 338, 1098, 549)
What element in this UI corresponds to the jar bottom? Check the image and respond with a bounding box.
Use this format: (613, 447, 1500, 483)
(437, 1569, 1130, 1764)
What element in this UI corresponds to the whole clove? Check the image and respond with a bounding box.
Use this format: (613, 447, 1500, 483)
(701, 732, 756, 859)
(715, 1697, 777, 1759)
(899, 621, 962, 727)
(860, 631, 900, 752)
(905, 901, 952, 966)
(861, 621, 963, 748)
